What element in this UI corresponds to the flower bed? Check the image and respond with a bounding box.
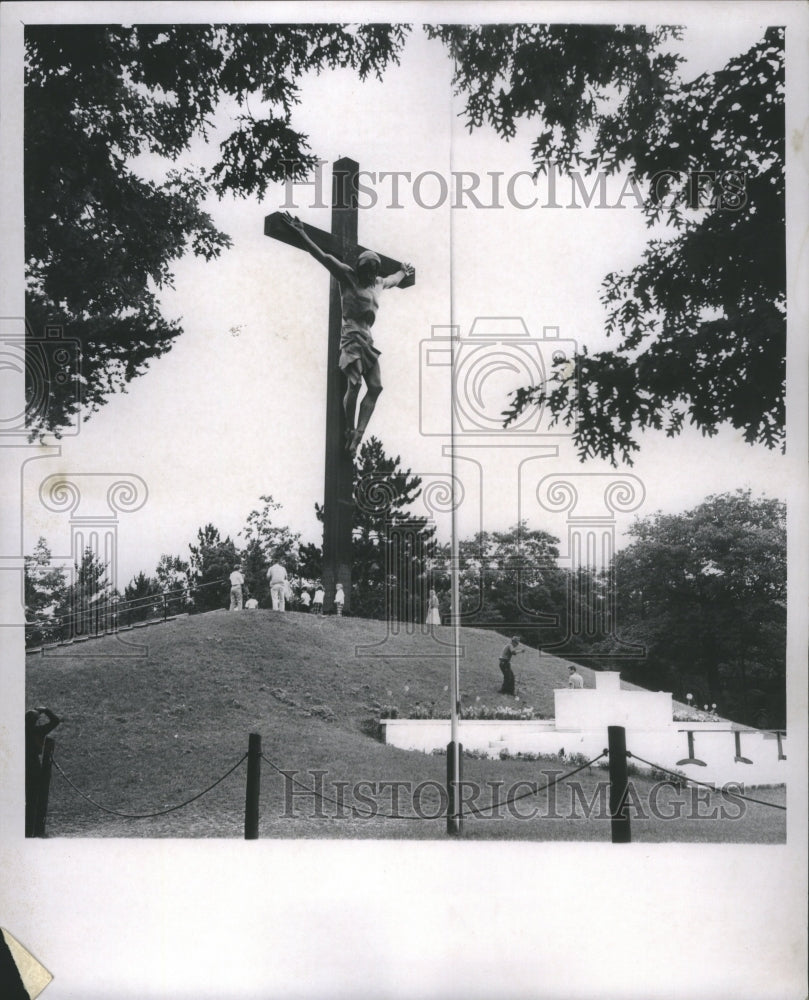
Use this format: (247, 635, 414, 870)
(673, 709, 720, 722)
(378, 702, 552, 722)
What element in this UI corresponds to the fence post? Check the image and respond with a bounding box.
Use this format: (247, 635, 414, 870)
(34, 737, 56, 838)
(244, 733, 262, 840)
(607, 726, 631, 844)
(446, 741, 464, 836)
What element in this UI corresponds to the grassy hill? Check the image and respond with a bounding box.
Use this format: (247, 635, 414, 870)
(26, 610, 785, 841)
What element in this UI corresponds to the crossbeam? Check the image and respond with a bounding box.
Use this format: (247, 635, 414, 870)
(264, 213, 415, 288)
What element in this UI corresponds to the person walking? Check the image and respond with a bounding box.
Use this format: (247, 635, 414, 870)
(267, 559, 288, 612)
(229, 565, 244, 611)
(498, 636, 523, 696)
(568, 665, 584, 689)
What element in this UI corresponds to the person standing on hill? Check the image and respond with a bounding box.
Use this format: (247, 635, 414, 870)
(334, 583, 345, 617)
(498, 636, 524, 696)
(267, 559, 288, 612)
(229, 565, 244, 611)
(25, 706, 60, 836)
(312, 584, 325, 615)
(425, 589, 441, 626)
(568, 666, 584, 689)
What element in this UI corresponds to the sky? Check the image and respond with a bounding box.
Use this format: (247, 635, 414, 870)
(16, 16, 794, 592)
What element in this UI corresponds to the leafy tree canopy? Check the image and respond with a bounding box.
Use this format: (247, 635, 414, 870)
(242, 494, 302, 571)
(27, 22, 785, 462)
(430, 24, 785, 462)
(609, 490, 785, 726)
(25, 23, 409, 434)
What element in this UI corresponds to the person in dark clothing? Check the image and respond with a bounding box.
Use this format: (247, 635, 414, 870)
(498, 636, 523, 696)
(25, 706, 60, 837)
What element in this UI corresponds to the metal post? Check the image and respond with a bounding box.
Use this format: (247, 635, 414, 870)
(733, 730, 753, 764)
(34, 737, 55, 838)
(244, 733, 262, 840)
(446, 741, 464, 836)
(607, 725, 631, 844)
(676, 730, 707, 767)
(163, 592, 168, 622)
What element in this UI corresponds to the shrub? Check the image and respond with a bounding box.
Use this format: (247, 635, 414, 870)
(270, 688, 297, 708)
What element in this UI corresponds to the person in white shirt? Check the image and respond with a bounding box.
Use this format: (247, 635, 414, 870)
(300, 590, 312, 611)
(312, 585, 325, 615)
(568, 666, 584, 689)
(267, 560, 288, 611)
(334, 583, 345, 616)
(245, 597, 258, 609)
(229, 565, 245, 611)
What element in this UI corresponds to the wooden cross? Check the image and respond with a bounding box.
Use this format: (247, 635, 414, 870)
(265, 157, 415, 614)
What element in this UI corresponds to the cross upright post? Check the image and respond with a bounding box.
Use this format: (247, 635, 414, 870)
(322, 157, 359, 615)
(265, 158, 415, 615)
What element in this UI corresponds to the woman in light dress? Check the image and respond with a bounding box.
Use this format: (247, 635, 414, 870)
(425, 589, 441, 626)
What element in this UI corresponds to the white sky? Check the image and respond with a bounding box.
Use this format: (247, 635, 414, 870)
(17, 17, 794, 589)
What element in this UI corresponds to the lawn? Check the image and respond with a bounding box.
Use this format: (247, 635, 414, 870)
(26, 609, 786, 841)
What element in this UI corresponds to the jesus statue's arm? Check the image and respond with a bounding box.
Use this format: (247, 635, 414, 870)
(281, 213, 353, 285)
(382, 262, 414, 289)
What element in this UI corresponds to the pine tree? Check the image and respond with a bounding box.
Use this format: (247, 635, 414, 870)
(24, 537, 67, 646)
(312, 436, 436, 621)
(188, 525, 238, 612)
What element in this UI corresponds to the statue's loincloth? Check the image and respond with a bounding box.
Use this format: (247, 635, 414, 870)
(339, 325, 381, 382)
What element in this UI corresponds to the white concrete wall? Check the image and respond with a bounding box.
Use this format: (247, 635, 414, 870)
(555, 671, 673, 730)
(379, 719, 788, 786)
(380, 672, 787, 786)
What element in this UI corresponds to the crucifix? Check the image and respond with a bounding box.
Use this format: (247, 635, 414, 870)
(265, 157, 415, 615)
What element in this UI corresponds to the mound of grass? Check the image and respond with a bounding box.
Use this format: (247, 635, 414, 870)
(26, 610, 785, 841)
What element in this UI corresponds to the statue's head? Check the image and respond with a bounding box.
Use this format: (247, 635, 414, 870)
(356, 250, 381, 283)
